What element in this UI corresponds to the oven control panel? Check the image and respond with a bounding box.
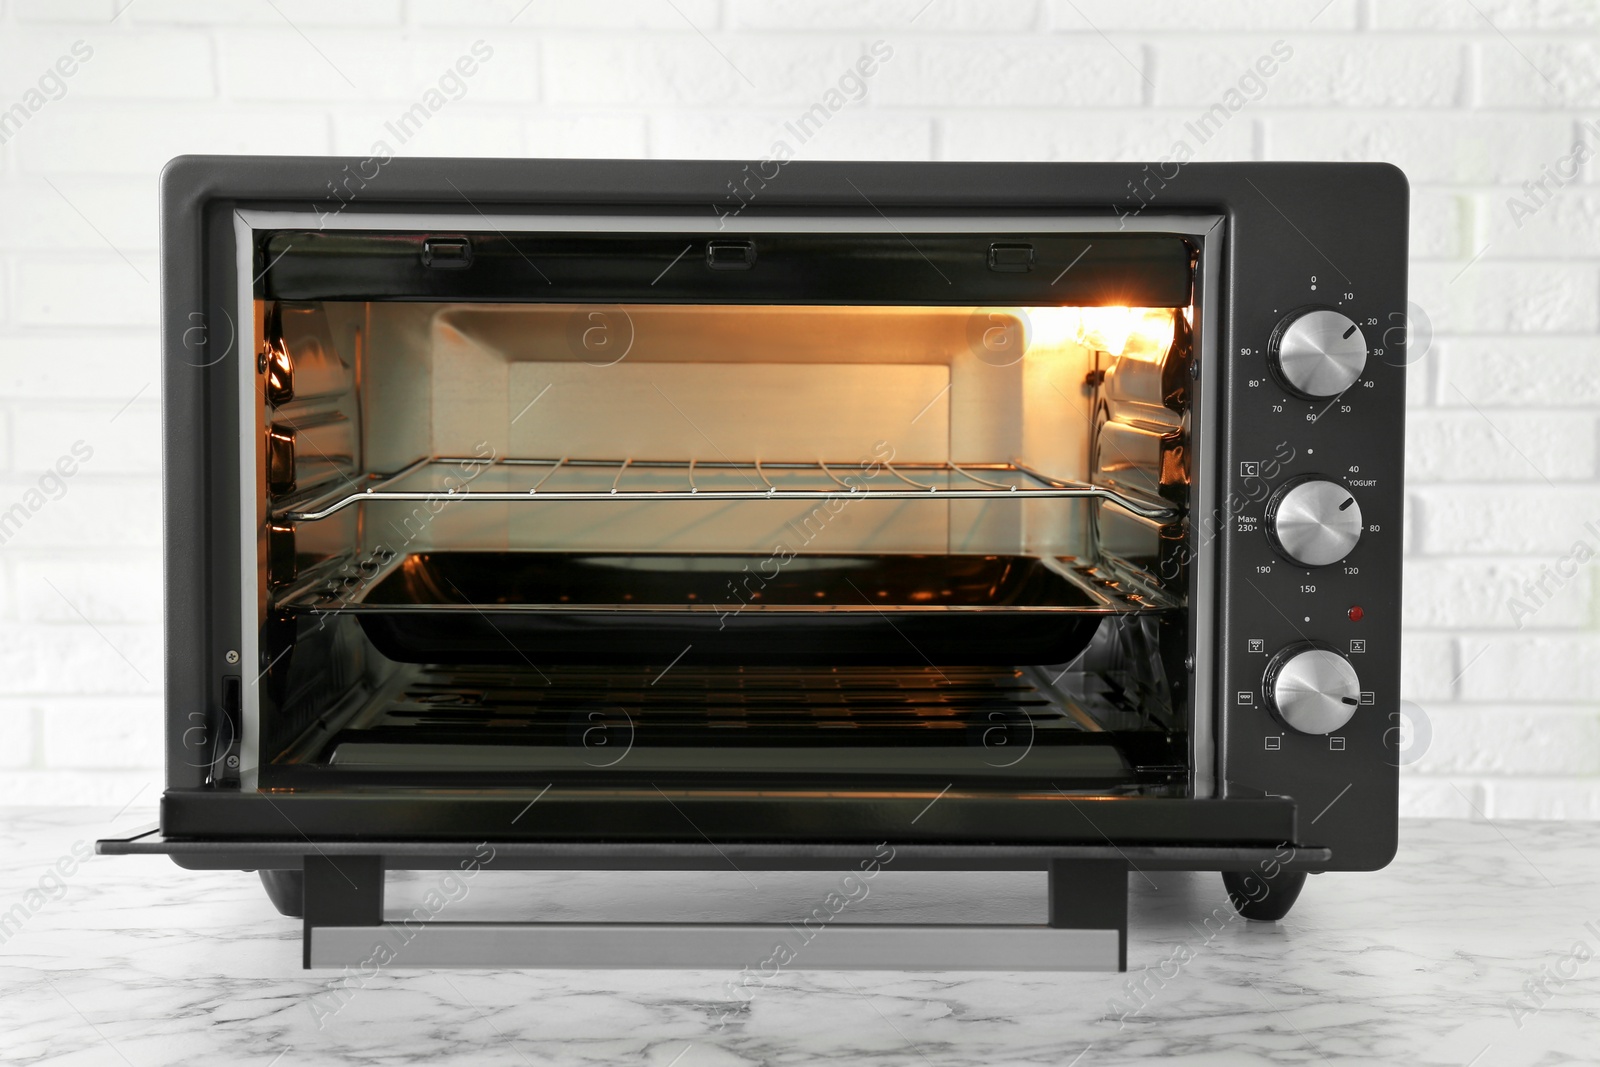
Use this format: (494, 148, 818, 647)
(1216, 167, 1407, 875)
(1220, 300, 1403, 869)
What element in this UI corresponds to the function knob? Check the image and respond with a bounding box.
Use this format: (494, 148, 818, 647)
(1264, 645, 1361, 735)
(1270, 309, 1368, 398)
(1267, 476, 1362, 567)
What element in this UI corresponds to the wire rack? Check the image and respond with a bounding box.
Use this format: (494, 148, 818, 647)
(276, 456, 1178, 522)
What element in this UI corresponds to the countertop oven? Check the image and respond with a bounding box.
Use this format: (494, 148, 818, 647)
(102, 158, 1408, 971)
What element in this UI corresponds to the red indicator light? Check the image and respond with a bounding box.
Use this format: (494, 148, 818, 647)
(1347, 606, 1364, 622)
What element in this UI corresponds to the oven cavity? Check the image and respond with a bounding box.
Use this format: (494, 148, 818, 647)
(250, 268, 1193, 791)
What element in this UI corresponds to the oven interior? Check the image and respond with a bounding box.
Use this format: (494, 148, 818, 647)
(252, 297, 1195, 793)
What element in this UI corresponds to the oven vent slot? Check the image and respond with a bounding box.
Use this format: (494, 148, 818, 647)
(705, 240, 755, 270)
(421, 235, 473, 269)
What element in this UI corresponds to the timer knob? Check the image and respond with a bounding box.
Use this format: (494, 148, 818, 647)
(1265, 645, 1362, 735)
(1267, 476, 1362, 567)
(1270, 309, 1368, 398)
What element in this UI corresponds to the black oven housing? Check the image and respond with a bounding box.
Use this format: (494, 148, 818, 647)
(151, 158, 1407, 876)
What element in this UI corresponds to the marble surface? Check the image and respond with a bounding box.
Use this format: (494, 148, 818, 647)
(2, 808, 1598, 1066)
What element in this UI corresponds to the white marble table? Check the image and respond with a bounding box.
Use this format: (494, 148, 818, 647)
(3, 808, 1598, 1066)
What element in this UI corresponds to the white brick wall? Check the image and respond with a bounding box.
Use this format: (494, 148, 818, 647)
(0, 1, 1595, 818)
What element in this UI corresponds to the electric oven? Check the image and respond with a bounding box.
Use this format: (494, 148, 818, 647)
(101, 158, 1408, 971)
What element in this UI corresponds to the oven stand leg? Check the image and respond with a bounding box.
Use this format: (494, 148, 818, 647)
(1222, 869, 1307, 922)
(1048, 859, 1127, 971)
(298, 860, 1129, 972)
(302, 856, 384, 969)
(259, 869, 304, 919)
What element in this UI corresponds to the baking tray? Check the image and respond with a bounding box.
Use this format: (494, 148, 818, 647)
(325, 552, 1126, 667)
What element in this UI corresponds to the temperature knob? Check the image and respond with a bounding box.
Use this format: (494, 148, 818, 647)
(1267, 477, 1362, 566)
(1270, 309, 1367, 398)
(1265, 645, 1361, 735)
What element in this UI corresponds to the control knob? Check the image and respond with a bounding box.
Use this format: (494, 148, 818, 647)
(1264, 645, 1361, 735)
(1270, 309, 1368, 398)
(1267, 476, 1362, 567)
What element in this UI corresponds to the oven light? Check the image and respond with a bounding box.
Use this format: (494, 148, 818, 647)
(1023, 306, 1083, 350)
(1075, 306, 1141, 357)
(1083, 306, 1177, 360)
(1022, 306, 1177, 360)
(1114, 308, 1177, 362)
